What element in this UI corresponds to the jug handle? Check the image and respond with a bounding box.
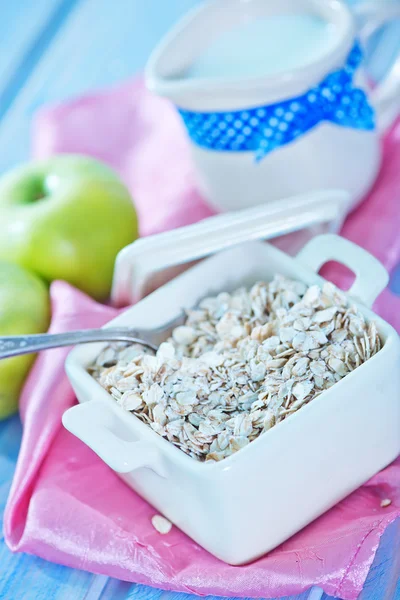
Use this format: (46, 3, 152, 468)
(355, 2, 400, 133)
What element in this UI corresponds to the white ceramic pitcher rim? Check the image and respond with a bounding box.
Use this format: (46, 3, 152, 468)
(145, 0, 355, 109)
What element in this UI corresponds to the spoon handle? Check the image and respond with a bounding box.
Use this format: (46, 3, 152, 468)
(0, 328, 156, 359)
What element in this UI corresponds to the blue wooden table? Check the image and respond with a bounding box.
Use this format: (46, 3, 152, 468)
(0, 1, 400, 598)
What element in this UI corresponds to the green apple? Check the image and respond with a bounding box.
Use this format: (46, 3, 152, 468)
(0, 262, 50, 419)
(0, 155, 138, 300)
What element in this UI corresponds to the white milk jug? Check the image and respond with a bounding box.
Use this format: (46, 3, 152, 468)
(146, 0, 400, 212)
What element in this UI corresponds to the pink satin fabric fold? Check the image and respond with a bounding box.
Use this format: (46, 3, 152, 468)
(4, 79, 400, 600)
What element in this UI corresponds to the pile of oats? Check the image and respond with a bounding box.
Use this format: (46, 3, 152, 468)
(90, 276, 382, 463)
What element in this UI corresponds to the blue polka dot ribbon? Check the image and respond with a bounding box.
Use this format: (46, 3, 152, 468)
(178, 43, 375, 161)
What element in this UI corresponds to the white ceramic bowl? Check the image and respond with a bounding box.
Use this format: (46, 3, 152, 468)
(63, 235, 400, 565)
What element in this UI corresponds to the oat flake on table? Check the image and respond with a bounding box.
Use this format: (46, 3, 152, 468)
(151, 515, 172, 534)
(90, 275, 382, 463)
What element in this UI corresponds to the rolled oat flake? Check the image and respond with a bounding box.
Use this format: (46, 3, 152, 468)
(152, 514, 172, 534)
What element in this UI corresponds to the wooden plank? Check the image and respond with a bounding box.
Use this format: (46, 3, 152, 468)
(97, 584, 321, 600)
(0, 0, 80, 120)
(358, 519, 400, 600)
(0, 415, 99, 600)
(0, 0, 63, 94)
(0, 0, 199, 174)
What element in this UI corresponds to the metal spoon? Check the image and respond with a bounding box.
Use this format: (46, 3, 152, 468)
(0, 314, 185, 359)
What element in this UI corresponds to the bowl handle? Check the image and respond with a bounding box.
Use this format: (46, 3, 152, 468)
(62, 400, 166, 476)
(296, 234, 388, 308)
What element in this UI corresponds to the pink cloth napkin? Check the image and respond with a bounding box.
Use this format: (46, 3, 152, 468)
(4, 78, 400, 600)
